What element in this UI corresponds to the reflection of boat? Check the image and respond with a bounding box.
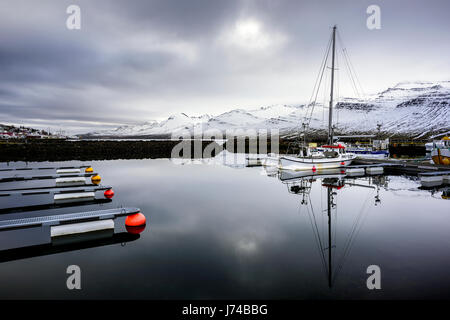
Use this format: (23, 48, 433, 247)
(279, 168, 344, 182)
(430, 136, 450, 165)
(442, 188, 450, 200)
(278, 168, 378, 287)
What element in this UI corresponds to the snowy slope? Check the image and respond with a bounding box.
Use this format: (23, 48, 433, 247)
(87, 81, 450, 138)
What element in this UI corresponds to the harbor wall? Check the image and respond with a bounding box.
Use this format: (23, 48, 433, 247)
(0, 140, 222, 162)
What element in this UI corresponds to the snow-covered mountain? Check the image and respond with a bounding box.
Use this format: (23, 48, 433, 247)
(86, 81, 450, 138)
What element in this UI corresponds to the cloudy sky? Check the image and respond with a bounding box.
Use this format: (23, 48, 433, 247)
(0, 0, 449, 134)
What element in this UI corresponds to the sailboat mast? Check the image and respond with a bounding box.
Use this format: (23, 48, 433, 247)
(328, 25, 336, 145)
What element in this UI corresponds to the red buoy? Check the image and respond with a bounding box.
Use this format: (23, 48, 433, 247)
(341, 170, 345, 174)
(312, 166, 316, 172)
(126, 225, 146, 234)
(341, 161, 345, 165)
(125, 212, 146, 227)
(104, 189, 114, 199)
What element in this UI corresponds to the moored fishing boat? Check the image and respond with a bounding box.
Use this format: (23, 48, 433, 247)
(280, 144, 355, 171)
(430, 136, 450, 165)
(346, 147, 389, 159)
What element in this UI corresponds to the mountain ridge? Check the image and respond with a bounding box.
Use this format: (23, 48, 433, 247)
(85, 81, 450, 139)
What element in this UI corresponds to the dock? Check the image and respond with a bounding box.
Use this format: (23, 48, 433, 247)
(249, 154, 450, 188)
(0, 165, 91, 173)
(353, 159, 450, 187)
(0, 172, 97, 183)
(0, 163, 146, 255)
(418, 171, 450, 188)
(0, 185, 113, 212)
(0, 207, 141, 252)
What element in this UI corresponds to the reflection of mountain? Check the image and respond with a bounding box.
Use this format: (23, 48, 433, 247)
(87, 81, 450, 138)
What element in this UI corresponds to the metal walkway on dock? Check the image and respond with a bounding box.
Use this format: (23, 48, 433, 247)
(0, 185, 113, 212)
(0, 207, 140, 231)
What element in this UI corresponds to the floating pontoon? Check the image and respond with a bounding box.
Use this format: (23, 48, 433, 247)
(0, 207, 141, 251)
(0, 185, 113, 212)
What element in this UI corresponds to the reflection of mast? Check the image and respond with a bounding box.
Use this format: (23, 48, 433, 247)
(323, 178, 340, 288)
(303, 176, 375, 288)
(327, 187, 332, 287)
(278, 170, 381, 288)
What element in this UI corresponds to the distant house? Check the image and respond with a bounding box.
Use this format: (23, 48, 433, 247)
(0, 132, 14, 139)
(26, 133, 42, 139)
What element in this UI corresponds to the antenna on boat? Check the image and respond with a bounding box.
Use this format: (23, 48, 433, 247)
(328, 25, 337, 145)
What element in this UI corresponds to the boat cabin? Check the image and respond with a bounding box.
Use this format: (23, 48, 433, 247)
(321, 144, 346, 158)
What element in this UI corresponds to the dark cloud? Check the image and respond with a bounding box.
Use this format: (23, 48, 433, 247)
(0, 0, 449, 133)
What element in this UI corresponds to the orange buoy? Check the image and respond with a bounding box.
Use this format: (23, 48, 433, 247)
(125, 212, 146, 227)
(104, 189, 114, 199)
(91, 174, 101, 185)
(126, 225, 146, 234)
(85, 167, 94, 173)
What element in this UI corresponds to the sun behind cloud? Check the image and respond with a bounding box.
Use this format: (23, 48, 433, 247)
(220, 18, 287, 51)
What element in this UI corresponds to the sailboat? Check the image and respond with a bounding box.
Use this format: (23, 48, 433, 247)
(279, 25, 356, 171)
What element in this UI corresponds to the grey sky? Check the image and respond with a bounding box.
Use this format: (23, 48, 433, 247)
(0, 0, 449, 133)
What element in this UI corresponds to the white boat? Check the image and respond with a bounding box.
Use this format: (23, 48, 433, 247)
(279, 144, 356, 171)
(262, 153, 280, 167)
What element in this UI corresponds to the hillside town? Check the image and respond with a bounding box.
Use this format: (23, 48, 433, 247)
(0, 124, 71, 140)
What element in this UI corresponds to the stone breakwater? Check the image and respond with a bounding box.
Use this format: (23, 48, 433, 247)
(0, 140, 222, 162)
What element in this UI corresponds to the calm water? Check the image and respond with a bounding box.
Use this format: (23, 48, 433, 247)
(0, 157, 449, 299)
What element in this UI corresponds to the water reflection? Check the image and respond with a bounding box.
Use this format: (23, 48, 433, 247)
(271, 168, 384, 288)
(0, 159, 449, 299)
(0, 230, 140, 263)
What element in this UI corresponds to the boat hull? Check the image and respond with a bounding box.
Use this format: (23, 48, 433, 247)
(262, 156, 280, 167)
(279, 154, 355, 171)
(347, 150, 389, 160)
(431, 148, 450, 165)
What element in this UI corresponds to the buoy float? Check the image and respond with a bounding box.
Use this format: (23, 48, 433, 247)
(341, 169, 345, 174)
(126, 225, 146, 234)
(312, 166, 316, 172)
(341, 162, 345, 166)
(104, 189, 114, 199)
(85, 167, 94, 173)
(125, 212, 146, 227)
(91, 174, 101, 185)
